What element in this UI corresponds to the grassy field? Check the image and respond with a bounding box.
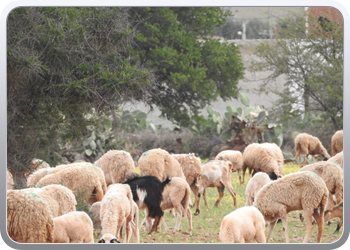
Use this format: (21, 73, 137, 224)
(94, 163, 342, 244)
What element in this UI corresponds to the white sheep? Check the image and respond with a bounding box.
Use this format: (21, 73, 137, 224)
(294, 133, 330, 167)
(35, 163, 107, 205)
(52, 211, 94, 243)
(254, 171, 329, 243)
(171, 153, 202, 215)
(327, 151, 343, 169)
(98, 183, 134, 243)
(141, 177, 192, 234)
(94, 150, 135, 186)
(242, 143, 283, 184)
(215, 150, 244, 184)
(7, 189, 54, 243)
(32, 184, 77, 218)
(331, 130, 343, 156)
(219, 206, 266, 243)
(198, 160, 237, 212)
(89, 201, 102, 229)
(138, 148, 185, 181)
(245, 172, 272, 206)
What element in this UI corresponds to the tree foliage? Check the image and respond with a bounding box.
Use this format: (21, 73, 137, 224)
(129, 7, 245, 127)
(248, 9, 343, 131)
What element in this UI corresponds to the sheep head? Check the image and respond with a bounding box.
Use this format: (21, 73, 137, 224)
(98, 234, 121, 243)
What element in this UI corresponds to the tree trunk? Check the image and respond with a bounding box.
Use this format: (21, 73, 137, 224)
(10, 170, 27, 189)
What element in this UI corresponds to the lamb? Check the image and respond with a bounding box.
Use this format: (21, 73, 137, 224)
(245, 172, 274, 206)
(35, 163, 107, 205)
(331, 130, 343, 156)
(52, 211, 94, 243)
(94, 150, 135, 186)
(89, 201, 102, 229)
(197, 160, 237, 213)
(327, 151, 343, 169)
(171, 153, 202, 215)
(31, 184, 77, 218)
(138, 148, 185, 181)
(123, 174, 171, 234)
(141, 177, 192, 234)
(7, 189, 54, 243)
(215, 150, 244, 184)
(98, 183, 134, 243)
(294, 133, 330, 167)
(324, 201, 343, 233)
(254, 171, 329, 243)
(242, 143, 283, 184)
(7, 170, 14, 190)
(299, 161, 343, 208)
(219, 206, 266, 243)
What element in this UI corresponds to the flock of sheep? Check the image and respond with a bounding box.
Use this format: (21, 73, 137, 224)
(6, 130, 343, 244)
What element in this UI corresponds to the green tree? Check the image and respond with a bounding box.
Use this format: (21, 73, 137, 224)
(129, 7, 245, 127)
(248, 10, 343, 131)
(7, 7, 156, 187)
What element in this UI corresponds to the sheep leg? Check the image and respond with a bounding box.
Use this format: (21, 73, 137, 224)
(162, 216, 169, 232)
(242, 165, 248, 184)
(130, 221, 139, 243)
(313, 205, 326, 243)
(125, 222, 132, 243)
(193, 186, 201, 215)
(214, 185, 225, 207)
(254, 228, 266, 243)
(237, 169, 243, 185)
(223, 181, 237, 207)
(203, 189, 208, 207)
(266, 220, 277, 243)
(173, 205, 183, 232)
(302, 210, 314, 243)
(186, 208, 192, 234)
(280, 216, 290, 243)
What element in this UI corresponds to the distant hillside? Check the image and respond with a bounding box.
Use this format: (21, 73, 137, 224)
(223, 7, 304, 20)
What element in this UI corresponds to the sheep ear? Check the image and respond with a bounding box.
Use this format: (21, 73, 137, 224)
(111, 238, 121, 243)
(98, 239, 105, 243)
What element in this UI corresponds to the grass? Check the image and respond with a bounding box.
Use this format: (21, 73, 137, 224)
(94, 163, 343, 244)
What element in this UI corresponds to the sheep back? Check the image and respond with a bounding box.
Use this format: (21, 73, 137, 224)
(295, 133, 330, 159)
(7, 190, 54, 243)
(172, 153, 202, 188)
(327, 151, 343, 169)
(219, 206, 266, 243)
(245, 172, 271, 206)
(94, 150, 135, 186)
(331, 130, 343, 156)
(138, 148, 185, 181)
(215, 150, 243, 172)
(52, 211, 94, 243)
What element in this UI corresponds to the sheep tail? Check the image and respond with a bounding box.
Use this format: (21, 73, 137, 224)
(160, 178, 171, 192)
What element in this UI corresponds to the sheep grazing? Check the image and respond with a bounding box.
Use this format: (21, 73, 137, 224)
(141, 177, 193, 234)
(215, 150, 244, 184)
(27, 158, 50, 175)
(245, 172, 275, 206)
(35, 163, 107, 205)
(32, 184, 77, 218)
(219, 206, 266, 243)
(171, 153, 202, 215)
(123, 175, 171, 234)
(7, 170, 14, 190)
(294, 133, 330, 167)
(52, 211, 94, 243)
(299, 161, 343, 208)
(94, 150, 135, 186)
(331, 130, 343, 156)
(98, 183, 135, 243)
(89, 201, 102, 229)
(138, 148, 185, 181)
(324, 201, 343, 233)
(7, 189, 54, 243)
(198, 160, 237, 213)
(242, 143, 283, 184)
(327, 151, 343, 169)
(254, 171, 329, 243)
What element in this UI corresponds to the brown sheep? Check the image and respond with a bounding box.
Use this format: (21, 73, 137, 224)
(324, 201, 343, 233)
(141, 177, 192, 234)
(331, 130, 343, 156)
(254, 171, 329, 243)
(171, 153, 202, 215)
(215, 150, 244, 184)
(198, 160, 237, 213)
(294, 133, 330, 167)
(7, 190, 54, 243)
(94, 150, 135, 186)
(35, 163, 107, 205)
(242, 143, 283, 184)
(327, 151, 343, 169)
(138, 148, 185, 181)
(52, 211, 94, 243)
(219, 206, 266, 243)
